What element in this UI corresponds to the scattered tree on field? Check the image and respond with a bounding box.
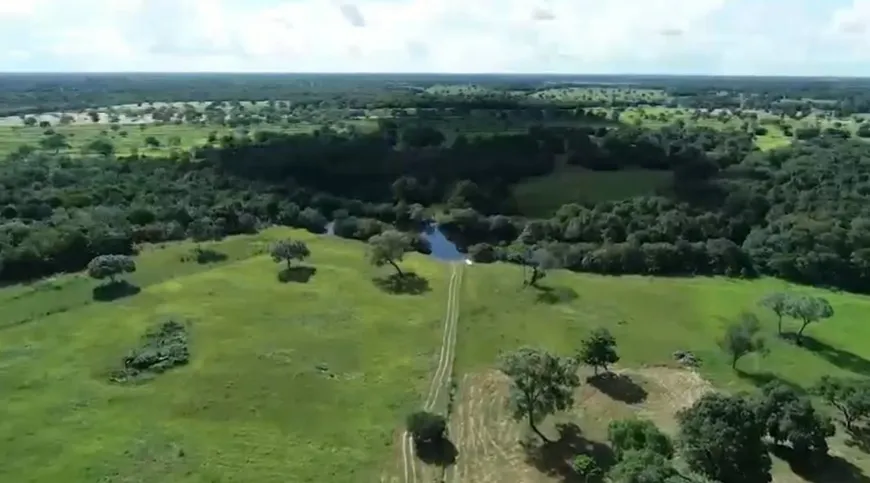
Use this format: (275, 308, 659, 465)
(519, 247, 560, 287)
(406, 410, 447, 446)
(677, 393, 771, 483)
(758, 292, 793, 335)
(39, 133, 70, 153)
(498, 346, 580, 441)
(607, 418, 673, 460)
(579, 327, 620, 375)
(144, 136, 161, 148)
(23, 116, 37, 127)
(785, 295, 833, 343)
(813, 376, 870, 431)
(87, 254, 136, 285)
(719, 312, 767, 370)
(757, 382, 834, 464)
(84, 138, 115, 157)
(368, 230, 413, 277)
(271, 239, 311, 269)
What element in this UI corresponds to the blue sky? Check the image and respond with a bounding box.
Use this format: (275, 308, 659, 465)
(1, 0, 869, 75)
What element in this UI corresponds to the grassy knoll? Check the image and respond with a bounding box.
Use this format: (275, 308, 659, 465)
(450, 264, 870, 482)
(0, 228, 452, 483)
(512, 167, 672, 217)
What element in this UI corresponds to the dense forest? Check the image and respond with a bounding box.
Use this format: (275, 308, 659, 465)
(3, 108, 870, 293)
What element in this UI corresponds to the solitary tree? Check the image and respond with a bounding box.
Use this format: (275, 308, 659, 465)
(677, 393, 772, 483)
(39, 133, 70, 153)
(785, 295, 833, 343)
(579, 328, 620, 375)
(368, 230, 413, 277)
(87, 255, 136, 285)
(813, 376, 870, 431)
(406, 410, 447, 446)
(498, 346, 580, 441)
(758, 292, 793, 335)
(271, 239, 311, 269)
(523, 247, 561, 287)
(571, 454, 602, 483)
(719, 312, 767, 370)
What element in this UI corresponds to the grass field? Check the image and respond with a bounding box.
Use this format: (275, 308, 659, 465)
(0, 228, 453, 483)
(449, 266, 870, 482)
(5, 228, 870, 482)
(512, 167, 673, 217)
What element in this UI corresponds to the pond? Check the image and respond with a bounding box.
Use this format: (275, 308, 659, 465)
(324, 222, 465, 262)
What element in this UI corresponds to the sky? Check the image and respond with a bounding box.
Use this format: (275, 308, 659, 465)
(1, 0, 870, 76)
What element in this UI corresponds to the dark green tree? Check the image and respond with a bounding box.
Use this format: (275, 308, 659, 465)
(757, 382, 834, 464)
(270, 239, 311, 269)
(498, 346, 580, 441)
(406, 410, 447, 446)
(608, 449, 677, 483)
(813, 376, 870, 431)
(87, 255, 136, 284)
(607, 418, 673, 459)
(579, 328, 620, 375)
(677, 393, 772, 483)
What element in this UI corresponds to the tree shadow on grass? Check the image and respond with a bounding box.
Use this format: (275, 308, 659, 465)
(846, 426, 870, 454)
(520, 422, 615, 483)
(533, 284, 579, 305)
(372, 272, 431, 295)
(771, 445, 870, 483)
(193, 248, 227, 264)
(277, 266, 317, 284)
(587, 373, 648, 404)
(797, 335, 870, 377)
(92, 281, 141, 302)
(415, 436, 458, 467)
(735, 369, 806, 394)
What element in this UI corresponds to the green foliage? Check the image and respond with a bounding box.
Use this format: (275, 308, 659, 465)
(270, 239, 311, 268)
(677, 392, 772, 483)
(111, 320, 190, 383)
(405, 411, 447, 445)
(579, 327, 620, 375)
(757, 382, 834, 463)
(784, 295, 834, 341)
(84, 137, 115, 156)
(368, 230, 413, 276)
(571, 454, 602, 482)
(758, 292, 793, 335)
(607, 418, 673, 460)
(87, 254, 136, 283)
(813, 376, 870, 430)
(608, 449, 678, 483)
(718, 312, 766, 369)
(498, 346, 580, 440)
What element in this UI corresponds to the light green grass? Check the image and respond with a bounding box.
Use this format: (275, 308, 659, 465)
(0, 228, 451, 483)
(512, 167, 672, 217)
(455, 264, 870, 481)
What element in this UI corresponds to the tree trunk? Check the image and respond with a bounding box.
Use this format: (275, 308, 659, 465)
(389, 259, 404, 277)
(732, 355, 738, 370)
(528, 410, 549, 442)
(777, 314, 783, 335)
(797, 320, 810, 344)
(109, 274, 116, 284)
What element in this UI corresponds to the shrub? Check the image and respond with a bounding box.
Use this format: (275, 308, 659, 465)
(111, 320, 190, 383)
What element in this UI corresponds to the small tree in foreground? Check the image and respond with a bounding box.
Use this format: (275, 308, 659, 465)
(571, 454, 602, 482)
(579, 328, 620, 375)
(406, 410, 447, 446)
(87, 255, 136, 285)
(608, 449, 677, 483)
(368, 230, 413, 276)
(757, 382, 834, 464)
(271, 239, 311, 269)
(677, 393, 771, 483)
(608, 418, 673, 460)
(813, 376, 870, 431)
(719, 312, 766, 370)
(499, 346, 580, 441)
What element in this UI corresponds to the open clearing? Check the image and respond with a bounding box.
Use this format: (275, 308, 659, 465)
(512, 167, 672, 217)
(0, 228, 451, 483)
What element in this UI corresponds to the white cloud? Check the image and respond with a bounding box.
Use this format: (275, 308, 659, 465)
(0, 0, 867, 75)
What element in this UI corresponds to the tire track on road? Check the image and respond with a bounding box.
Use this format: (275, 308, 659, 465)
(402, 262, 463, 483)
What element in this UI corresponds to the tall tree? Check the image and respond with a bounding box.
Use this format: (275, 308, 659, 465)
(677, 393, 772, 483)
(368, 230, 413, 276)
(813, 376, 870, 431)
(758, 292, 793, 336)
(757, 382, 834, 464)
(719, 312, 767, 370)
(498, 346, 580, 441)
(579, 328, 620, 375)
(87, 255, 136, 285)
(785, 295, 834, 343)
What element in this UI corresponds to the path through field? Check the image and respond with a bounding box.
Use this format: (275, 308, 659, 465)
(399, 262, 464, 483)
